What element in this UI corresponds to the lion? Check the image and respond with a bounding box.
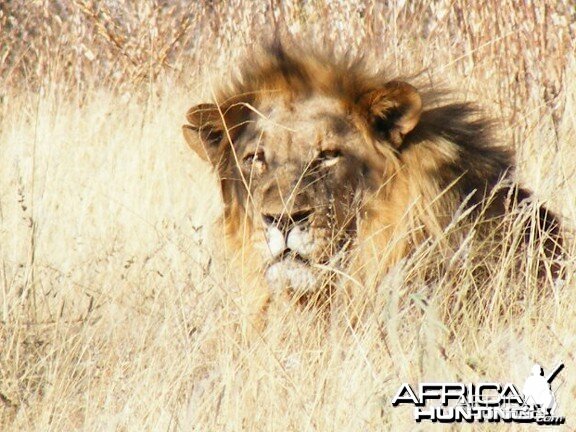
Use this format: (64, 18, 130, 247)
(182, 43, 563, 321)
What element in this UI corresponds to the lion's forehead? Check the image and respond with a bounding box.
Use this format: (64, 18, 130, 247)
(251, 95, 352, 147)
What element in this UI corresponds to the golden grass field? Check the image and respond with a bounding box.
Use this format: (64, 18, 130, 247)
(1, 1, 575, 430)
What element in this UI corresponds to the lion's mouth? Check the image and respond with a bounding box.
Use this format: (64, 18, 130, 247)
(261, 224, 354, 292)
(265, 250, 318, 292)
(271, 249, 312, 266)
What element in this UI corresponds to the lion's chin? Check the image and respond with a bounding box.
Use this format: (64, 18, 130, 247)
(265, 259, 318, 292)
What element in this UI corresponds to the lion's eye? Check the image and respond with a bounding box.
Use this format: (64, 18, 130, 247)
(317, 149, 342, 167)
(243, 151, 266, 170)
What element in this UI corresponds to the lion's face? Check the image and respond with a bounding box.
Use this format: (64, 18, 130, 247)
(183, 75, 422, 291)
(233, 95, 373, 291)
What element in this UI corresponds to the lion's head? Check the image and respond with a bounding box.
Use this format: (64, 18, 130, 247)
(183, 44, 561, 294)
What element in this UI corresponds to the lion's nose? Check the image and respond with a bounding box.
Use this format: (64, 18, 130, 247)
(262, 208, 313, 233)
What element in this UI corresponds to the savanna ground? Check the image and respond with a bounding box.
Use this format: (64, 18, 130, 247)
(1, 1, 575, 430)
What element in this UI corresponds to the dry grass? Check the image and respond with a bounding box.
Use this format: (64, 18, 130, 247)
(1, 1, 575, 430)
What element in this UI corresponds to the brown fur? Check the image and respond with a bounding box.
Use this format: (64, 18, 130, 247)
(182, 43, 563, 322)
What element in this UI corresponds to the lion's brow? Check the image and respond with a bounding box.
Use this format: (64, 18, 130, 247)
(311, 113, 350, 136)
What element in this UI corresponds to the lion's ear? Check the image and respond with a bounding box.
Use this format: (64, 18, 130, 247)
(360, 81, 422, 147)
(183, 103, 226, 164)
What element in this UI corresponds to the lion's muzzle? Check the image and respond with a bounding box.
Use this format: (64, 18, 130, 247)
(261, 209, 320, 291)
